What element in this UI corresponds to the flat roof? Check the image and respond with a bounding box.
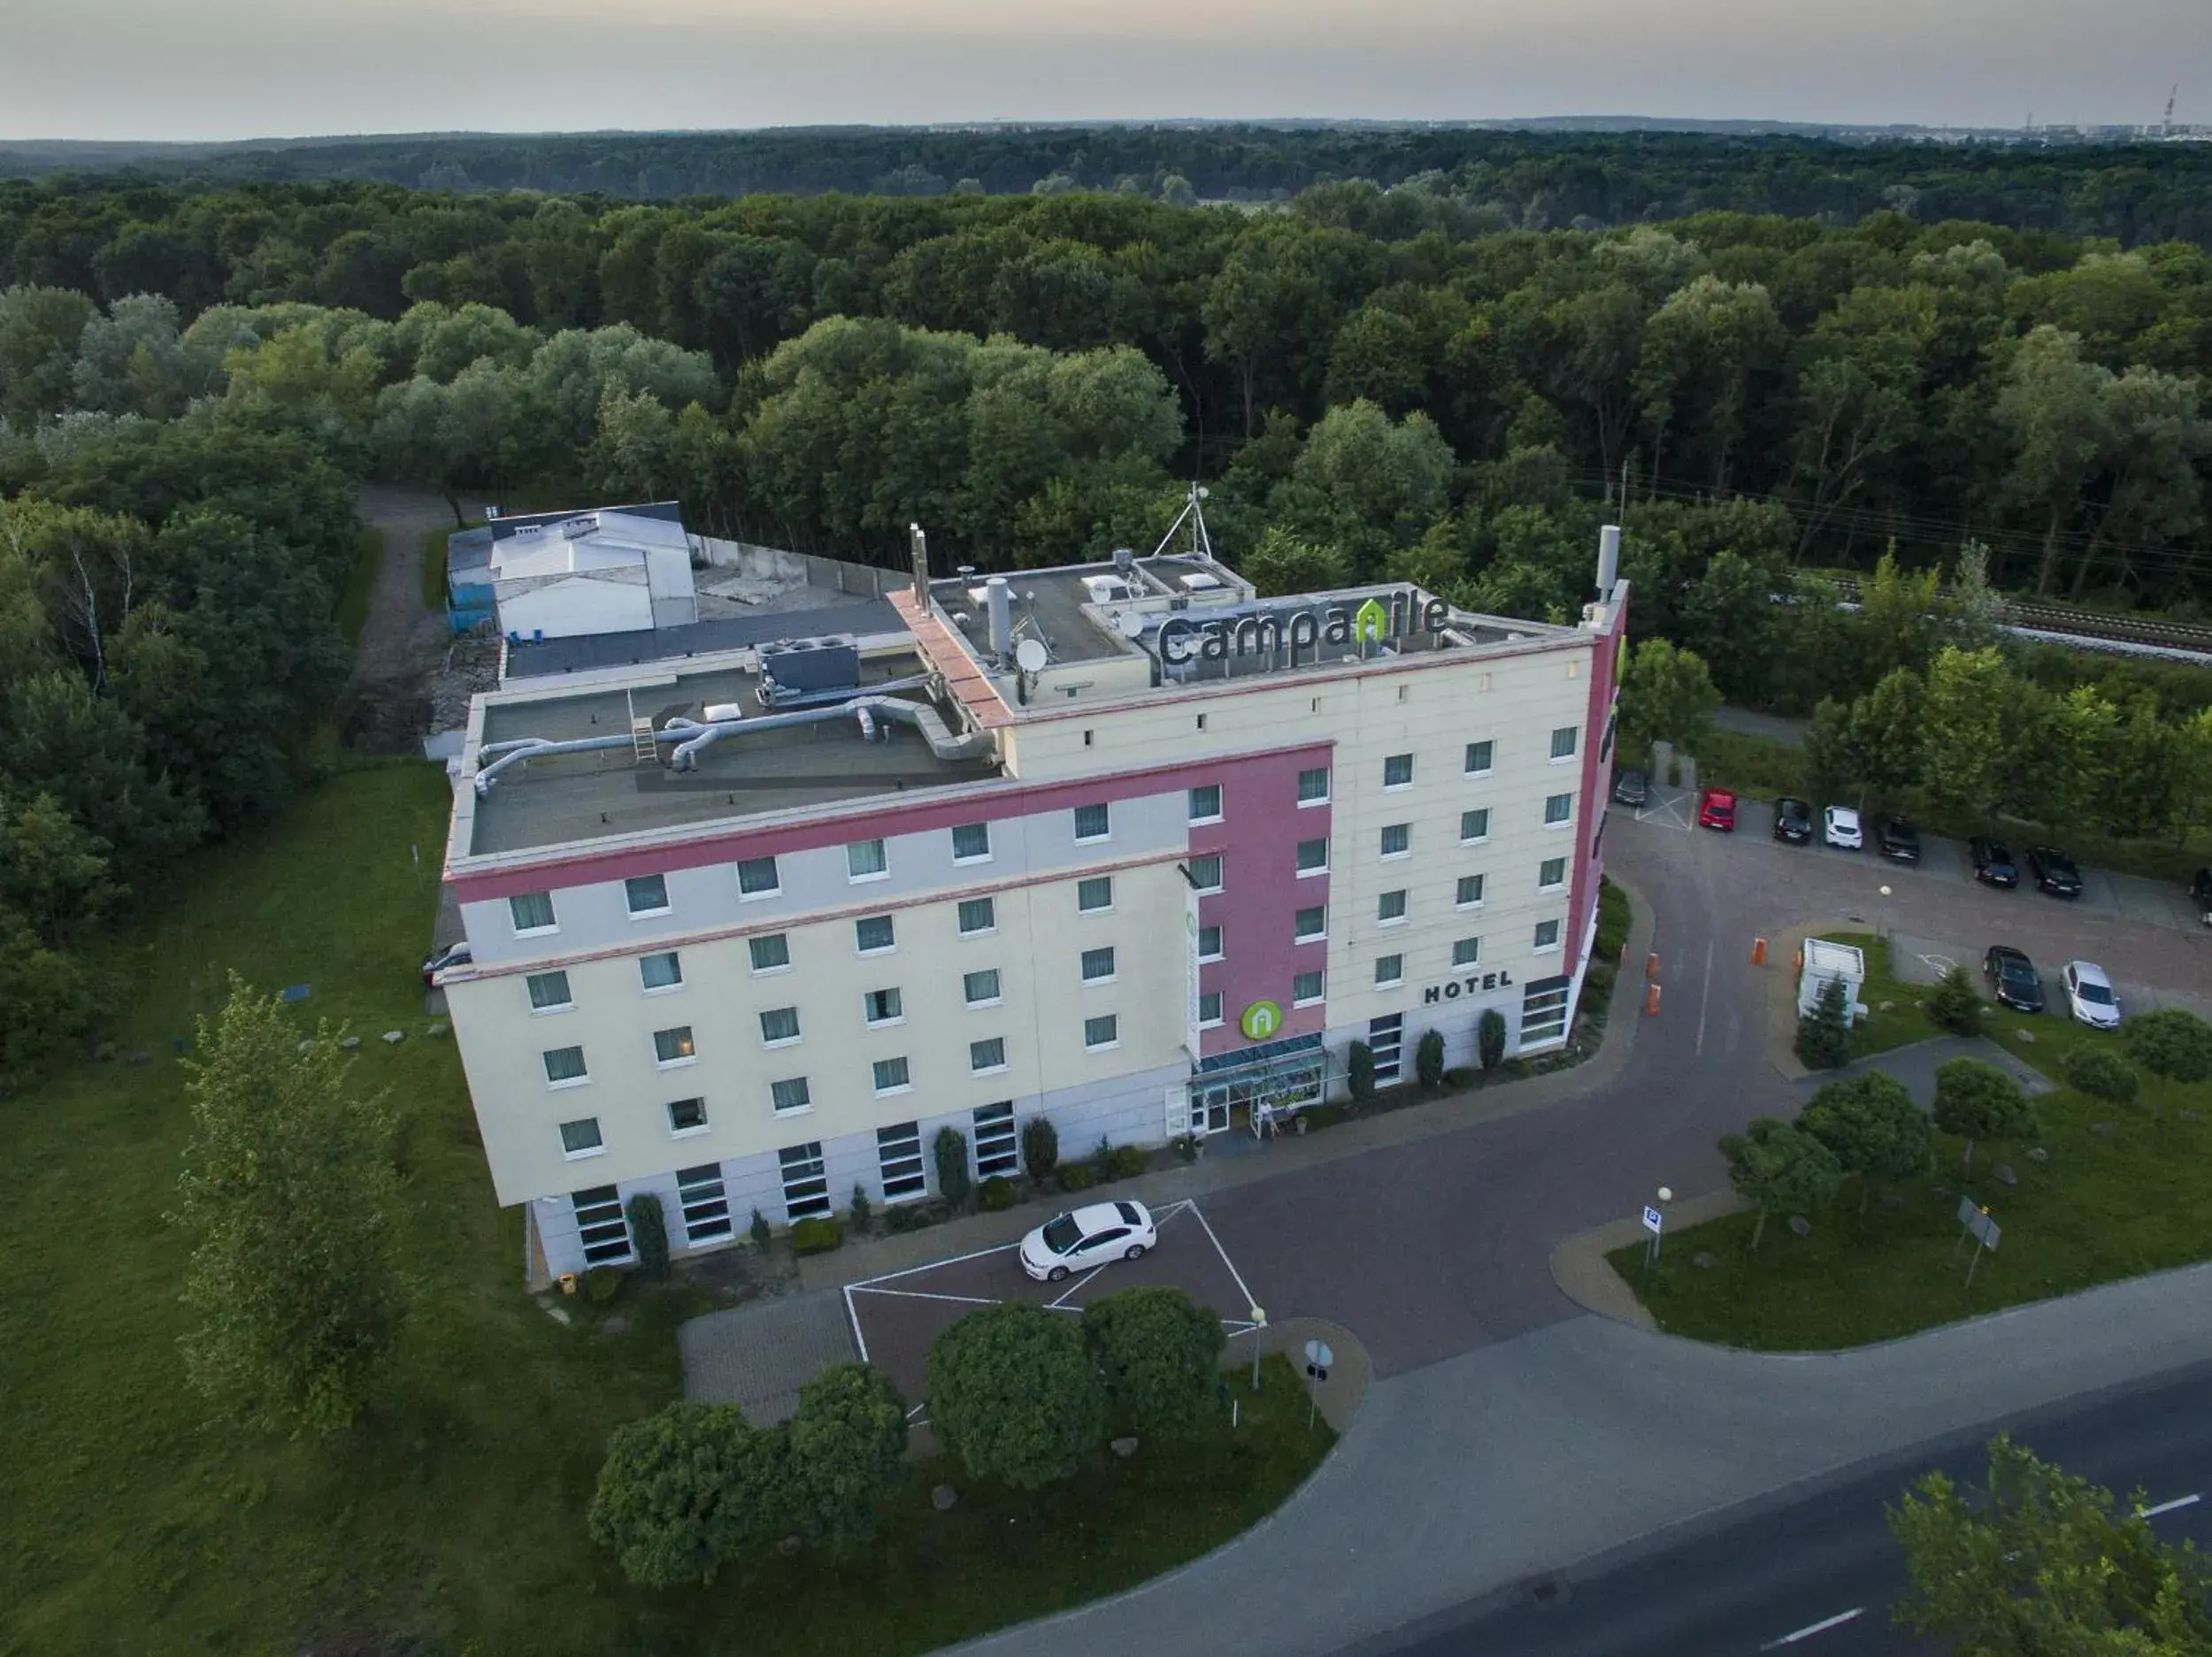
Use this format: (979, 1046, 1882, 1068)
(468, 651, 998, 856)
(503, 597, 902, 681)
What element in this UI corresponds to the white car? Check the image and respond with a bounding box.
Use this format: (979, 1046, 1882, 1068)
(1018, 1200, 1157, 1283)
(2062, 961, 2122, 1029)
(1822, 805, 1864, 850)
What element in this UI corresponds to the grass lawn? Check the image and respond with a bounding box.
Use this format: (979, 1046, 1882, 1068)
(1693, 726, 1810, 801)
(337, 525, 383, 645)
(0, 763, 1331, 1654)
(1614, 992, 2212, 1351)
(419, 524, 455, 610)
(1811, 930, 1947, 1058)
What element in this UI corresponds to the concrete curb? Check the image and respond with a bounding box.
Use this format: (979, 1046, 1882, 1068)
(1546, 1189, 1747, 1330)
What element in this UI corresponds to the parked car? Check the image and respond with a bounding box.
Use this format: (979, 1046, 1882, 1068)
(1877, 818, 1922, 864)
(1698, 788, 1736, 832)
(1019, 1200, 1158, 1283)
(1822, 804, 1864, 850)
(2192, 867, 2212, 926)
(1970, 836, 2019, 889)
(1611, 767, 1649, 808)
(2025, 846, 2085, 899)
(1772, 797, 1813, 844)
(2061, 960, 2122, 1029)
(1983, 945, 2045, 1014)
(421, 940, 472, 987)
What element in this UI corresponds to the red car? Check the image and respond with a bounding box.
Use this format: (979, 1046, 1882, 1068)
(1698, 788, 1737, 832)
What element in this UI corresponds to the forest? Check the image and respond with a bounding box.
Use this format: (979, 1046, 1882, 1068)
(3, 154, 2211, 1067)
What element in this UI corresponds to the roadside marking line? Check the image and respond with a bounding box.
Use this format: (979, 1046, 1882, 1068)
(1760, 1607, 1863, 1647)
(2143, 1494, 2201, 1517)
(845, 1239, 1017, 1288)
(842, 1284, 869, 1363)
(905, 1402, 926, 1420)
(1187, 1200, 1261, 1316)
(1695, 937, 1715, 1056)
(849, 1286, 1004, 1308)
(1045, 1266, 1106, 1309)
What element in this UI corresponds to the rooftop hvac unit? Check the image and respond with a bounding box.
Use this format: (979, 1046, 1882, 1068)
(1179, 572, 1225, 593)
(760, 635, 860, 694)
(561, 516, 597, 539)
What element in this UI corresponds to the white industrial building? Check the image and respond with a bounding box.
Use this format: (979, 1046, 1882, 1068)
(488, 503, 699, 642)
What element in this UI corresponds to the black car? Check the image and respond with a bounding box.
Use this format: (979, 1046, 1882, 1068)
(2025, 846, 2085, 899)
(1970, 836, 2018, 889)
(1877, 818, 1921, 864)
(1611, 768, 1649, 808)
(1771, 797, 1813, 843)
(2192, 867, 2212, 927)
(1984, 945, 2045, 1014)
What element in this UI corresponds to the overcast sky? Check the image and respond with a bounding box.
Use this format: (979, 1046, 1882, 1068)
(2, 0, 2205, 142)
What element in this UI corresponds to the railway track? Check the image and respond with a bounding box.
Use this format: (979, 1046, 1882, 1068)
(1803, 574, 2212, 656)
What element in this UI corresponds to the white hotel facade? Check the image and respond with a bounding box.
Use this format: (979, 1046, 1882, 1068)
(437, 525, 1632, 1279)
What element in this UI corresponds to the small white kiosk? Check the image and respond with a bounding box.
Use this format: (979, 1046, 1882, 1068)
(1797, 938, 1868, 1023)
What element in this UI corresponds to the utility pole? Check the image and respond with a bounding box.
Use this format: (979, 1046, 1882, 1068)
(2165, 87, 2178, 137)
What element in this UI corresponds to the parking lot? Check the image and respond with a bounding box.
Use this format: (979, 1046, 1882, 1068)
(842, 1198, 1266, 1407)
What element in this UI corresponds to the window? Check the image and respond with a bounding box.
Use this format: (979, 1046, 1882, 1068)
(1378, 889, 1408, 924)
(855, 915, 895, 955)
(1374, 954, 1405, 987)
(1294, 905, 1326, 943)
(1080, 946, 1117, 984)
(1544, 793, 1573, 826)
(951, 822, 992, 862)
(1550, 725, 1578, 761)
(639, 951, 682, 992)
(542, 1046, 588, 1088)
(779, 1142, 830, 1221)
(1073, 802, 1111, 842)
(770, 1077, 811, 1116)
(1380, 824, 1410, 858)
(1078, 876, 1113, 913)
(559, 1116, 603, 1158)
(759, 1007, 801, 1046)
(1297, 766, 1330, 806)
(1534, 918, 1563, 952)
(971, 1037, 1007, 1074)
(1296, 838, 1329, 875)
(964, 968, 1002, 1007)
(973, 1101, 1018, 1178)
(1539, 856, 1567, 891)
(956, 896, 996, 936)
(1464, 740, 1494, 777)
(847, 839, 887, 881)
(1369, 1013, 1405, 1084)
(1188, 784, 1222, 823)
(1189, 854, 1223, 894)
(1522, 975, 1571, 1046)
(526, 970, 572, 1012)
(1198, 991, 1224, 1027)
(1198, 924, 1225, 961)
(1453, 937, 1481, 968)
(1456, 873, 1486, 909)
(677, 1162, 732, 1244)
(863, 987, 903, 1026)
(749, 933, 790, 973)
(653, 1026, 696, 1067)
(736, 855, 780, 898)
(1460, 808, 1491, 844)
(625, 873, 670, 917)
(1084, 1014, 1119, 1051)
(1294, 969, 1325, 1005)
(872, 1055, 911, 1094)
(666, 1097, 708, 1136)
(877, 1122, 926, 1201)
(572, 1185, 633, 1263)
(1383, 753, 1413, 789)
(509, 891, 557, 934)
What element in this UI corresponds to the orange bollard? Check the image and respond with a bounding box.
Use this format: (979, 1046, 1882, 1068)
(1751, 936, 1768, 967)
(1644, 982, 1662, 1016)
(1645, 951, 1661, 979)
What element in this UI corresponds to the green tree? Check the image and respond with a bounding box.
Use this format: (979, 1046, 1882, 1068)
(1925, 964, 1985, 1037)
(1889, 1435, 2212, 1653)
(1618, 637, 1722, 755)
(1797, 975, 1854, 1070)
(1932, 1057, 2037, 1170)
(1633, 274, 1785, 491)
(1800, 1070, 1934, 1213)
(933, 1124, 972, 1209)
(167, 976, 404, 1435)
(2126, 1008, 2212, 1085)
(1478, 1009, 1508, 1071)
(787, 1362, 909, 1546)
(1240, 525, 1351, 598)
(1920, 646, 2009, 824)
(1083, 1286, 1226, 1435)
(1844, 667, 1929, 808)
(626, 1193, 670, 1281)
(0, 789, 116, 947)
(1720, 1116, 1843, 1250)
(2062, 1047, 2140, 1106)
(926, 1303, 1105, 1489)
(587, 1401, 790, 1588)
(1281, 398, 1455, 570)
(1995, 325, 2116, 595)
(1347, 1039, 1377, 1103)
(0, 284, 97, 423)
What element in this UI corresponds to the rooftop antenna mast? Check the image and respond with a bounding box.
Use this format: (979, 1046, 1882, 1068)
(1147, 481, 1215, 563)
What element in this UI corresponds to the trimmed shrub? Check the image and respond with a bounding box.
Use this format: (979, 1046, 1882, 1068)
(926, 1303, 1105, 1488)
(1594, 875, 1632, 962)
(1020, 1116, 1060, 1178)
(1059, 1163, 1094, 1193)
(2062, 1046, 2139, 1103)
(1110, 1144, 1147, 1179)
(626, 1193, 670, 1281)
(1925, 965, 1984, 1036)
(587, 1401, 789, 1588)
(1932, 1057, 2036, 1169)
(1347, 1039, 1376, 1104)
(787, 1362, 908, 1546)
(582, 1265, 623, 1303)
(790, 1216, 844, 1256)
(2127, 1008, 2212, 1083)
(1083, 1287, 1226, 1435)
(1443, 1066, 1476, 1087)
(1416, 1028, 1446, 1089)
(749, 1208, 772, 1250)
(848, 1184, 872, 1232)
(978, 1175, 1017, 1211)
(1478, 1009, 1507, 1071)
(934, 1126, 972, 1209)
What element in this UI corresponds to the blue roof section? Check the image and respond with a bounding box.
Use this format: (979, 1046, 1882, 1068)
(446, 525, 495, 578)
(502, 599, 905, 679)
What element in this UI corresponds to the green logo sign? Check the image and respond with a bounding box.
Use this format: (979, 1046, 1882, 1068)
(1240, 1001, 1283, 1041)
(1353, 597, 1389, 645)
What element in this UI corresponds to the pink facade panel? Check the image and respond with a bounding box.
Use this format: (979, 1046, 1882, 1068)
(1563, 596, 1630, 962)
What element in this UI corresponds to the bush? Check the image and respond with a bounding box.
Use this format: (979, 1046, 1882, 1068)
(749, 1208, 772, 1250)
(626, 1193, 670, 1282)
(1932, 1057, 2036, 1169)
(582, 1265, 623, 1303)
(1020, 1116, 1059, 1178)
(1083, 1287, 1226, 1435)
(1347, 1039, 1376, 1104)
(2062, 1046, 2140, 1103)
(1594, 875, 1632, 962)
(934, 1126, 972, 1209)
(790, 1216, 844, 1256)
(587, 1401, 789, 1588)
(848, 1184, 872, 1233)
(926, 1303, 1104, 1488)
(787, 1362, 908, 1546)
(1110, 1144, 1147, 1179)
(1059, 1163, 1094, 1193)
(1796, 976, 1853, 1070)
(1443, 1066, 1475, 1087)
(978, 1175, 1016, 1212)
(884, 1200, 949, 1235)
(1925, 965, 1984, 1036)
(1478, 1009, 1507, 1071)
(2127, 1008, 2212, 1083)
(1416, 1028, 1446, 1089)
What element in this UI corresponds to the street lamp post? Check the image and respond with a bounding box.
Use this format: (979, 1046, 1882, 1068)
(1249, 1305, 1266, 1391)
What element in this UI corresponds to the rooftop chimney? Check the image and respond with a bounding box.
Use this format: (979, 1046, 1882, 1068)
(1596, 524, 1621, 601)
(909, 523, 930, 602)
(986, 576, 1012, 664)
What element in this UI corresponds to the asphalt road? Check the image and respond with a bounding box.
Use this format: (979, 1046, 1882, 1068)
(1366, 1363, 2212, 1657)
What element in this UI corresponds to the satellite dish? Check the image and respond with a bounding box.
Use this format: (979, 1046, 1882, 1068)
(1015, 639, 1049, 672)
(1116, 610, 1146, 639)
